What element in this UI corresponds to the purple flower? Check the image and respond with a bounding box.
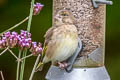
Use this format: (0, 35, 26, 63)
(33, 2, 44, 15)
(16, 30, 32, 49)
(12, 31, 18, 36)
(32, 42, 37, 46)
(4, 31, 10, 38)
(0, 30, 43, 56)
(20, 30, 27, 37)
(30, 42, 42, 56)
(1, 40, 6, 48)
(38, 42, 42, 47)
(2, 37, 6, 40)
(0, 40, 3, 49)
(36, 47, 42, 53)
(28, 32, 31, 38)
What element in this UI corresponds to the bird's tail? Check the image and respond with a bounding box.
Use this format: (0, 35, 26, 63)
(35, 62, 44, 72)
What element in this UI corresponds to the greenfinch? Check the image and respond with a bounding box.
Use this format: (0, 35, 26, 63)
(36, 10, 78, 71)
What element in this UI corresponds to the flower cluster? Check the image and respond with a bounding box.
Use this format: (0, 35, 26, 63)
(33, 2, 44, 15)
(0, 30, 42, 55)
(30, 42, 42, 56)
(17, 30, 32, 49)
(0, 31, 18, 48)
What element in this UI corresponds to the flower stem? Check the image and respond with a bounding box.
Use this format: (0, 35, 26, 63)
(29, 54, 41, 80)
(8, 48, 19, 60)
(27, 0, 35, 32)
(16, 50, 22, 80)
(0, 71, 4, 80)
(19, 0, 35, 80)
(21, 54, 33, 60)
(0, 47, 9, 56)
(20, 49, 27, 80)
(0, 17, 29, 36)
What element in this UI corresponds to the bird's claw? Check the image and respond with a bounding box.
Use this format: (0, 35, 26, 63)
(65, 62, 73, 73)
(58, 62, 73, 73)
(58, 62, 68, 70)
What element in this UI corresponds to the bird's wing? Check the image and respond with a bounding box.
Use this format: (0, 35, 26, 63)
(42, 39, 60, 63)
(41, 27, 55, 57)
(42, 25, 63, 63)
(44, 27, 56, 46)
(37, 26, 59, 70)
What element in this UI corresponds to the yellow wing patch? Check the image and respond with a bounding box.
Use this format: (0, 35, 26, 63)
(42, 46, 48, 57)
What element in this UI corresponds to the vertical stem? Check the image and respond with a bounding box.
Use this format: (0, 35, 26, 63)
(27, 0, 35, 32)
(19, 0, 35, 80)
(20, 49, 27, 80)
(29, 54, 41, 80)
(16, 50, 22, 80)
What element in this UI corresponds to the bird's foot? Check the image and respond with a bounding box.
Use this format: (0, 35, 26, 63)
(58, 62, 68, 70)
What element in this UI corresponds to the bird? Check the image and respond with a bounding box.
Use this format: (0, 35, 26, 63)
(36, 10, 79, 71)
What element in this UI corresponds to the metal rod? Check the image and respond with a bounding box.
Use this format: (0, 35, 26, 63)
(91, 0, 113, 8)
(96, 0, 113, 5)
(91, 0, 98, 8)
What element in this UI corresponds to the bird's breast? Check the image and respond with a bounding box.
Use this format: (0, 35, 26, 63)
(44, 24, 78, 63)
(52, 34, 78, 62)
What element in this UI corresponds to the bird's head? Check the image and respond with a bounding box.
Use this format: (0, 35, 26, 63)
(55, 10, 75, 25)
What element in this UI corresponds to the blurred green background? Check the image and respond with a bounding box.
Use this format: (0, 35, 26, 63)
(0, 0, 119, 80)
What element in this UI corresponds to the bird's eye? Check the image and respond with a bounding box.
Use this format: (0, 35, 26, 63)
(64, 14, 68, 16)
(61, 13, 68, 16)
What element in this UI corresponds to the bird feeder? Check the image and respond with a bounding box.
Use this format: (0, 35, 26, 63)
(46, 0, 113, 80)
